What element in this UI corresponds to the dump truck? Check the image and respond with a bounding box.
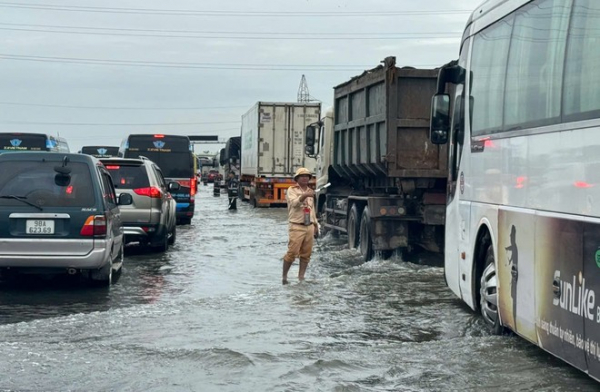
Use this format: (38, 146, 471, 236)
(305, 57, 448, 261)
(241, 102, 320, 207)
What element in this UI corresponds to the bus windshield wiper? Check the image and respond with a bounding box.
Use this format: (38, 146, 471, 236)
(0, 195, 43, 211)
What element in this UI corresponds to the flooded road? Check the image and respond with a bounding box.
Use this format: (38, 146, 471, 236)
(0, 185, 598, 391)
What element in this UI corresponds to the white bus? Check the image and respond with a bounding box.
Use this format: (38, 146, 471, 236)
(430, 0, 600, 380)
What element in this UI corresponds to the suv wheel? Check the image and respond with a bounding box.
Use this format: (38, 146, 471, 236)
(90, 258, 112, 286)
(152, 231, 169, 253)
(168, 223, 177, 245)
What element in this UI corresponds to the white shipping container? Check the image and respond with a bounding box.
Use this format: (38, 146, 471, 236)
(241, 102, 320, 177)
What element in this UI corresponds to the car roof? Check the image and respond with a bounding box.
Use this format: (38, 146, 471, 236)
(0, 152, 97, 164)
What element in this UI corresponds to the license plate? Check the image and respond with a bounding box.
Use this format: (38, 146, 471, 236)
(26, 220, 55, 234)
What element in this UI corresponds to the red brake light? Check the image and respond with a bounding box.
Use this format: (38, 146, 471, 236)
(134, 187, 163, 198)
(66, 185, 74, 194)
(80, 215, 107, 236)
(105, 165, 120, 170)
(154, 134, 164, 138)
(574, 181, 594, 188)
(190, 177, 197, 196)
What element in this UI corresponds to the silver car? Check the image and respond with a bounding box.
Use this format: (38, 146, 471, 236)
(0, 152, 132, 286)
(101, 157, 178, 252)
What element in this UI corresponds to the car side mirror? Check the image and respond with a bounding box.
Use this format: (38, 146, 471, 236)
(430, 94, 450, 145)
(168, 182, 181, 191)
(118, 193, 133, 205)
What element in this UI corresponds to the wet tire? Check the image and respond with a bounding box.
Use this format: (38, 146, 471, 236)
(90, 258, 112, 286)
(152, 231, 169, 253)
(480, 244, 503, 335)
(168, 223, 177, 245)
(359, 207, 374, 262)
(347, 204, 360, 249)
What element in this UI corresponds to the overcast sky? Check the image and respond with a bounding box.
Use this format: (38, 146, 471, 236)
(0, 0, 482, 153)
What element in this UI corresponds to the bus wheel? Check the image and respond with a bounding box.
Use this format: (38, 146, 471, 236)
(480, 244, 503, 335)
(359, 207, 374, 262)
(347, 204, 360, 249)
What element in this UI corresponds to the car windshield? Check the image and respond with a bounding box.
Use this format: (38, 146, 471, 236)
(0, 160, 95, 207)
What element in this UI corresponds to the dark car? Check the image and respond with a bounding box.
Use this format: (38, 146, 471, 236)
(0, 152, 132, 285)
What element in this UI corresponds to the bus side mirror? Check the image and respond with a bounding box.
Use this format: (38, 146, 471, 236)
(430, 94, 450, 145)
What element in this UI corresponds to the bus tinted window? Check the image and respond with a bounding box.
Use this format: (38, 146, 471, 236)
(130, 151, 193, 178)
(563, 0, 600, 121)
(122, 135, 193, 179)
(0, 133, 47, 151)
(504, 0, 568, 129)
(125, 135, 190, 153)
(471, 17, 512, 135)
(81, 146, 119, 158)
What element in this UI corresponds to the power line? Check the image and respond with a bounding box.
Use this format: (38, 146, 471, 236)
(0, 101, 249, 110)
(0, 22, 462, 36)
(0, 3, 472, 17)
(0, 120, 241, 126)
(0, 27, 461, 40)
(0, 53, 381, 71)
(0, 22, 461, 40)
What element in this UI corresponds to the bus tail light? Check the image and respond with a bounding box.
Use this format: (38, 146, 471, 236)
(134, 187, 163, 198)
(80, 215, 107, 237)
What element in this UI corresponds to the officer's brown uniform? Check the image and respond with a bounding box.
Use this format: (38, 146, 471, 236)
(283, 184, 318, 265)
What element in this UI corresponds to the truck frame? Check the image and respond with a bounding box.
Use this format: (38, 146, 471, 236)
(306, 57, 448, 261)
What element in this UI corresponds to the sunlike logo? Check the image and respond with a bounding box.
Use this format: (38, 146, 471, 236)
(97, 148, 108, 155)
(153, 141, 165, 149)
(10, 139, 22, 147)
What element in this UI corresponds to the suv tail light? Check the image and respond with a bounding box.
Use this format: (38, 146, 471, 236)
(80, 215, 107, 237)
(134, 187, 163, 198)
(190, 177, 197, 196)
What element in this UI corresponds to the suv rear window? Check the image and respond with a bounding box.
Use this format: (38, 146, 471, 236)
(105, 164, 150, 189)
(0, 160, 95, 207)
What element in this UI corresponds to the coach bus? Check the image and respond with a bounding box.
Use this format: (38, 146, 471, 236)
(0, 132, 69, 153)
(80, 145, 119, 158)
(120, 134, 196, 225)
(430, 0, 600, 381)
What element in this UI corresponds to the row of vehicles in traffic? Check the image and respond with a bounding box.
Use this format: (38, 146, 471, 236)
(0, 133, 199, 286)
(2, 0, 600, 381)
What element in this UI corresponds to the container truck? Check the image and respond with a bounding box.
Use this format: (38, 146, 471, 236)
(241, 102, 320, 207)
(305, 57, 448, 261)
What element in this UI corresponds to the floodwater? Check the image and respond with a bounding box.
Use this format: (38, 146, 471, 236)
(0, 185, 597, 391)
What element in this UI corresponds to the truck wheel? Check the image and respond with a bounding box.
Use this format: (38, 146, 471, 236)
(359, 207, 374, 262)
(347, 204, 360, 249)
